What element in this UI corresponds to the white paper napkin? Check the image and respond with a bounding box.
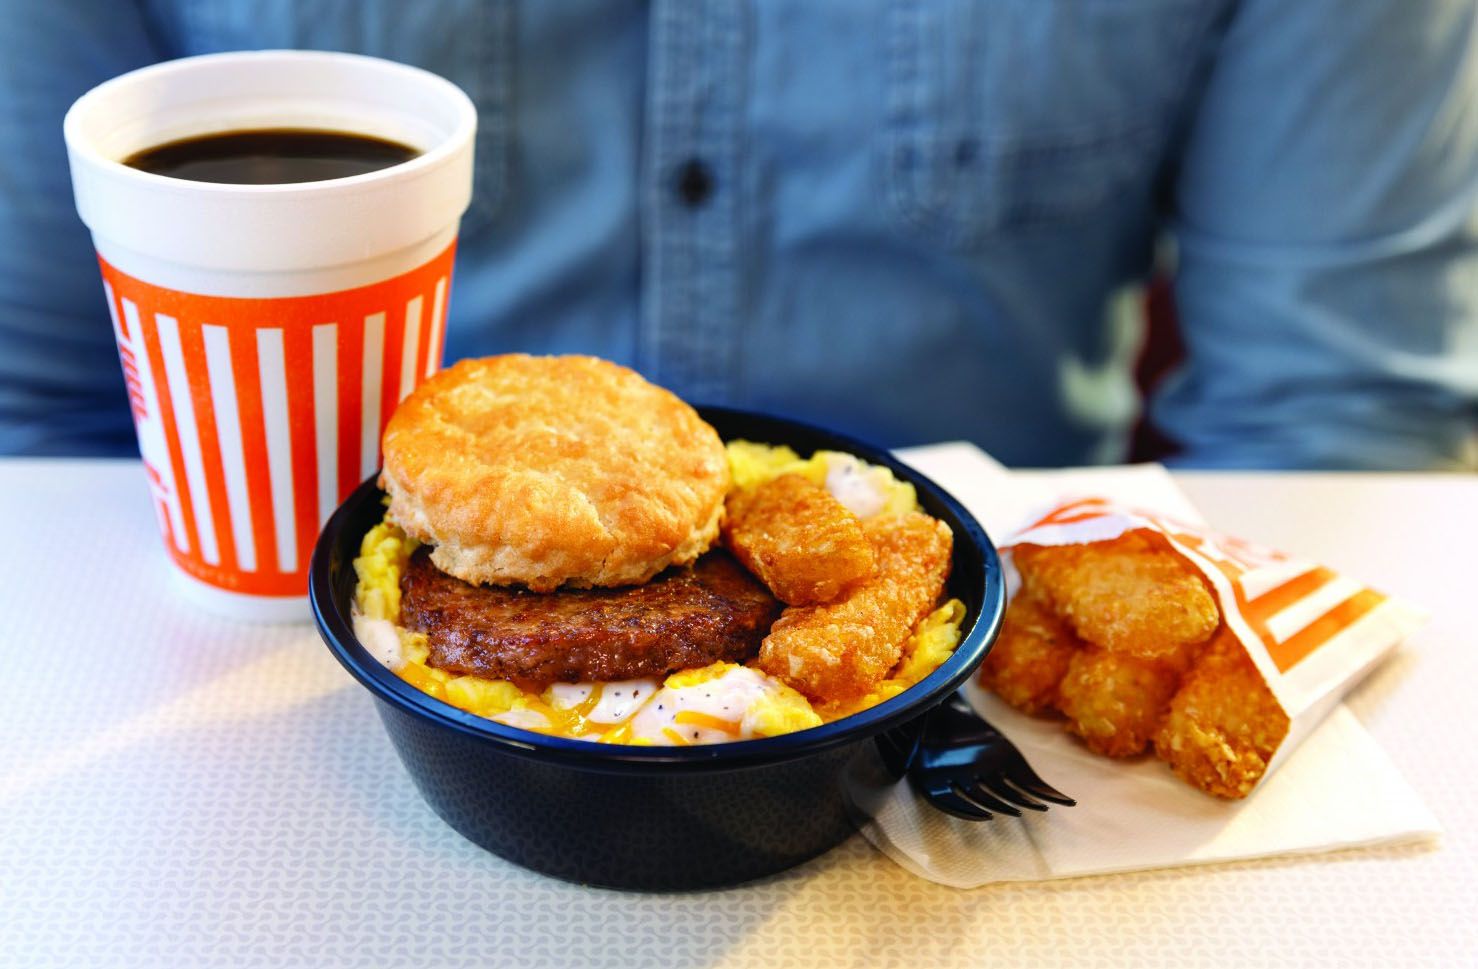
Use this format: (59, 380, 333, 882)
(863, 443, 1441, 889)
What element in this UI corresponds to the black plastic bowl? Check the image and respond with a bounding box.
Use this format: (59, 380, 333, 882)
(310, 406, 1003, 890)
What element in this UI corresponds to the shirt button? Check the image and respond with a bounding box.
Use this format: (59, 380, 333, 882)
(675, 158, 715, 207)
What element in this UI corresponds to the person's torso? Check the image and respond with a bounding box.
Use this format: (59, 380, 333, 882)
(141, 0, 1229, 462)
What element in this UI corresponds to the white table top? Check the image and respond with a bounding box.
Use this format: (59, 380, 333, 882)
(2, 457, 1474, 969)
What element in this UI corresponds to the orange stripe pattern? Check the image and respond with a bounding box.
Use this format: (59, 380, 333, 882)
(1266, 589, 1385, 672)
(98, 241, 457, 598)
(1009, 498, 1393, 677)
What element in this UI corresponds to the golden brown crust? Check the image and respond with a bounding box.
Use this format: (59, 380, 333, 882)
(722, 473, 875, 605)
(1013, 530, 1220, 660)
(1057, 647, 1183, 758)
(983, 531, 1288, 796)
(1154, 631, 1291, 798)
(380, 355, 729, 592)
(977, 592, 1079, 716)
(757, 511, 953, 702)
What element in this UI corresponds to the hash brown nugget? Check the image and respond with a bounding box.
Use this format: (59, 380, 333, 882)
(1154, 631, 1291, 798)
(722, 473, 875, 605)
(758, 511, 952, 702)
(978, 593, 1079, 715)
(1057, 647, 1183, 758)
(1013, 530, 1219, 661)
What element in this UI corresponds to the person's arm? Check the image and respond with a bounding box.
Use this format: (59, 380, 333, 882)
(0, 1, 164, 454)
(1154, 0, 1478, 469)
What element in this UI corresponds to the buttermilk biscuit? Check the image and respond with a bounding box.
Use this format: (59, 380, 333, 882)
(381, 355, 730, 592)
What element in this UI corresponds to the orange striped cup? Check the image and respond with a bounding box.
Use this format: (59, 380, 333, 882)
(64, 51, 476, 621)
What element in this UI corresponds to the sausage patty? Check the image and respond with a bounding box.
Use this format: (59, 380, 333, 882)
(400, 546, 783, 684)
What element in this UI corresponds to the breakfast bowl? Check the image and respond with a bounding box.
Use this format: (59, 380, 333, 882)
(310, 406, 1004, 890)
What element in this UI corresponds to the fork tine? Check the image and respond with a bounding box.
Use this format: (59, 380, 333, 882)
(953, 781, 1023, 818)
(1001, 764, 1077, 807)
(924, 781, 995, 821)
(977, 775, 1049, 812)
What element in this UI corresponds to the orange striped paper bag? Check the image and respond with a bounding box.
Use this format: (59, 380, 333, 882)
(1002, 496, 1427, 783)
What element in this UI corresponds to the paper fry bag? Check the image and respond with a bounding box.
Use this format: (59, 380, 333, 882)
(999, 496, 1428, 795)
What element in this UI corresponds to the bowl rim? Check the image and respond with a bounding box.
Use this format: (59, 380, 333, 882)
(310, 404, 1004, 773)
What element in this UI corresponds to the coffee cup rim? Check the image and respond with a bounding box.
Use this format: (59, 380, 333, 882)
(63, 49, 477, 199)
(63, 50, 478, 275)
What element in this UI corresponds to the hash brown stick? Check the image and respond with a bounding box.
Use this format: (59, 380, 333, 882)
(1056, 647, 1183, 757)
(722, 473, 875, 605)
(1154, 631, 1290, 798)
(978, 592, 1080, 715)
(1013, 530, 1219, 661)
(758, 511, 952, 702)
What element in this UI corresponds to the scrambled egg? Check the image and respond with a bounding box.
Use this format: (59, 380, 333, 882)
(725, 440, 919, 517)
(351, 443, 963, 745)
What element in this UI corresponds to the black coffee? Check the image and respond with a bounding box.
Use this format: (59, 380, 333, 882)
(123, 128, 420, 185)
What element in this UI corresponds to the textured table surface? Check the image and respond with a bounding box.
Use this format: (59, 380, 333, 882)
(1, 457, 1474, 969)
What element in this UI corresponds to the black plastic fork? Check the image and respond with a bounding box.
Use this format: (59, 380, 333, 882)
(905, 692, 1075, 820)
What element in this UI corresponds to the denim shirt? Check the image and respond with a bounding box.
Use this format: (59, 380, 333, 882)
(3, 0, 1476, 467)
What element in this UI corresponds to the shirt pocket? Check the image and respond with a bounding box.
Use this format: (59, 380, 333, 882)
(885, 0, 1205, 248)
(176, 0, 512, 231)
